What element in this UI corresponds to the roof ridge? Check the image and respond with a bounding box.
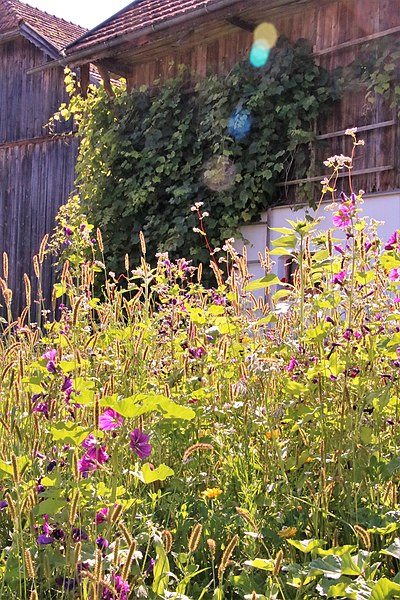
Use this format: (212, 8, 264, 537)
(5, 0, 86, 31)
(0, 0, 20, 28)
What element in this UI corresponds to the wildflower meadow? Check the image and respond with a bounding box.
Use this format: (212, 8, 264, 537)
(2, 133, 400, 599)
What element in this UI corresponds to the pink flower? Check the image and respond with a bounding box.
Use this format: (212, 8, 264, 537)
(99, 408, 123, 431)
(332, 270, 346, 285)
(286, 357, 298, 371)
(87, 446, 109, 464)
(130, 429, 152, 460)
(82, 434, 97, 449)
(332, 203, 354, 229)
(95, 507, 109, 525)
(389, 268, 400, 282)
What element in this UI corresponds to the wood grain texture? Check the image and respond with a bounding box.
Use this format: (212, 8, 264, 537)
(0, 35, 77, 317)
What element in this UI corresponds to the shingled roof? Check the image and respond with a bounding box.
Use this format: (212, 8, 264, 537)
(0, 0, 86, 52)
(65, 0, 239, 56)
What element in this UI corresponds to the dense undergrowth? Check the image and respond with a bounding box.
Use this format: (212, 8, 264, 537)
(2, 135, 400, 598)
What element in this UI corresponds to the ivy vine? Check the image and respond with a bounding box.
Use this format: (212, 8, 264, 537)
(53, 34, 400, 276)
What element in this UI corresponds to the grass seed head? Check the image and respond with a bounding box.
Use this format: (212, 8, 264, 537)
(188, 523, 203, 553)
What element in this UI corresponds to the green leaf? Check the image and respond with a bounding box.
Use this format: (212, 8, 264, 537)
(271, 235, 298, 248)
(53, 283, 67, 298)
(270, 227, 296, 235)
(158, 398, 195, 420)
(370, 578, 400, 600)
(381, 539, 400, 560)
(0, 456, 30, 477)
(50, 422, 90, 445)
(208, 305, 225, 316)
(36, 497, 65, 516)
(138, 463, 174, 484)
(244, 558, 274, 571)
(245, 274, 282, 291)
(152, 541, 170, 595)
(268, 247, 294, 256)
(288, 539, 326, 553)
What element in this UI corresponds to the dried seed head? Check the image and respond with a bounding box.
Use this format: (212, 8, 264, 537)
(74, 541, 82, 568)
(94, 548, 103, 583)
(29, 591, 39, 600)
(121, 539, 137, 581)
(112, 537, 121, 568)
(33, 255, 40, 278)
(118, 523, 133, 546)
(207, 538, 216, 560)
(235, 507, 259, 533)
(24, 549, 35, 579)
(11, 454, 20, 484)
(188, 523, 203, 553)
(139, 231, 146, 255)
(110, 503, 123, 524)
(182, 443, 214, 464)
(218, 534, 238, 580)
(69, 489, 80, 525)
(162, 529, 173, 554)
(72, 295, 85, 327)
(273, 549, 284, 575)
(96, 228, 104, 253)
(354, 524, 371, 550)
(61, 260, 70, 283)
(2, 252, 8, 280)
(72, 450, 80, 482)
(125, 253, 130, 272)
(197, 262, 203, 282)
(23, 273, 32, 308)
(39, 234, 49, 264)
(5, 493, 16, 521)
(93, 394, 100, 430)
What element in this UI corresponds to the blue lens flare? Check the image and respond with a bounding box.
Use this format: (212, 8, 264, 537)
(228, 107, 252, 140)
(249, 41, 270, 68)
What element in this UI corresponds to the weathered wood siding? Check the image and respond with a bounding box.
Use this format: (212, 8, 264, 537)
(0, 35, 77, 317)
(123, 0, 399, 198)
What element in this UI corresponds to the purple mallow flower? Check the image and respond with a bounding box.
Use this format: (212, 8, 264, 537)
(95, 507, 109, 525)
(0, 500, 8, 510)
(99, 408, 123, 431)
(96, 536, 109, 550)
(332, 270, 346, 285)
(130, 429, 152, 460)
(389, 268, 400, 282)
(43, 349, 57, 372)
(37, 534, 54, 545)
(385, 231, 399, 251)
(286, 357, 298, 372)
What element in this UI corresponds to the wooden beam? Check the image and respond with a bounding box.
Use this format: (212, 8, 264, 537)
(96, 64, 115, 97)
(316, 120, 396, 140)
(314, 25, 400, 57)
(226, 16, 254, 32)
(0, 29, 20, 45)
(278, 165, 394, 187)
(0, 133, 76, 150)
(80, 63, 90, 98)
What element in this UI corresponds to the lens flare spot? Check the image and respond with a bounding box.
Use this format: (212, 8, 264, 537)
(202, 156, 236, 192)
(254, 22, 278, 48)
(228, 107, 252, 140)
(249, 40, 270, 68)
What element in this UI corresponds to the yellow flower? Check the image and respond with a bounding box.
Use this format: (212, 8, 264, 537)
(266, 429, 279, 440)
(201, 488, 223, 500)
(278, 526, 298, 539)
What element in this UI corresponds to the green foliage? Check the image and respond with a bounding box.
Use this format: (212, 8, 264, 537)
(60, 37, 338, 275)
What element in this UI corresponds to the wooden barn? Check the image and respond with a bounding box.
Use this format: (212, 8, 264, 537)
(0, 0, 86, 319)
(63, 0, 400, 279)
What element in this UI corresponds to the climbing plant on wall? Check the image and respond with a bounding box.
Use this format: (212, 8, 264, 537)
(53, 37, 341, 275)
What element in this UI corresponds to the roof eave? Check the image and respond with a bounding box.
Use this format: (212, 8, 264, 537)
(20, 22, 60, 59)
(63, 0, 243, 65)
